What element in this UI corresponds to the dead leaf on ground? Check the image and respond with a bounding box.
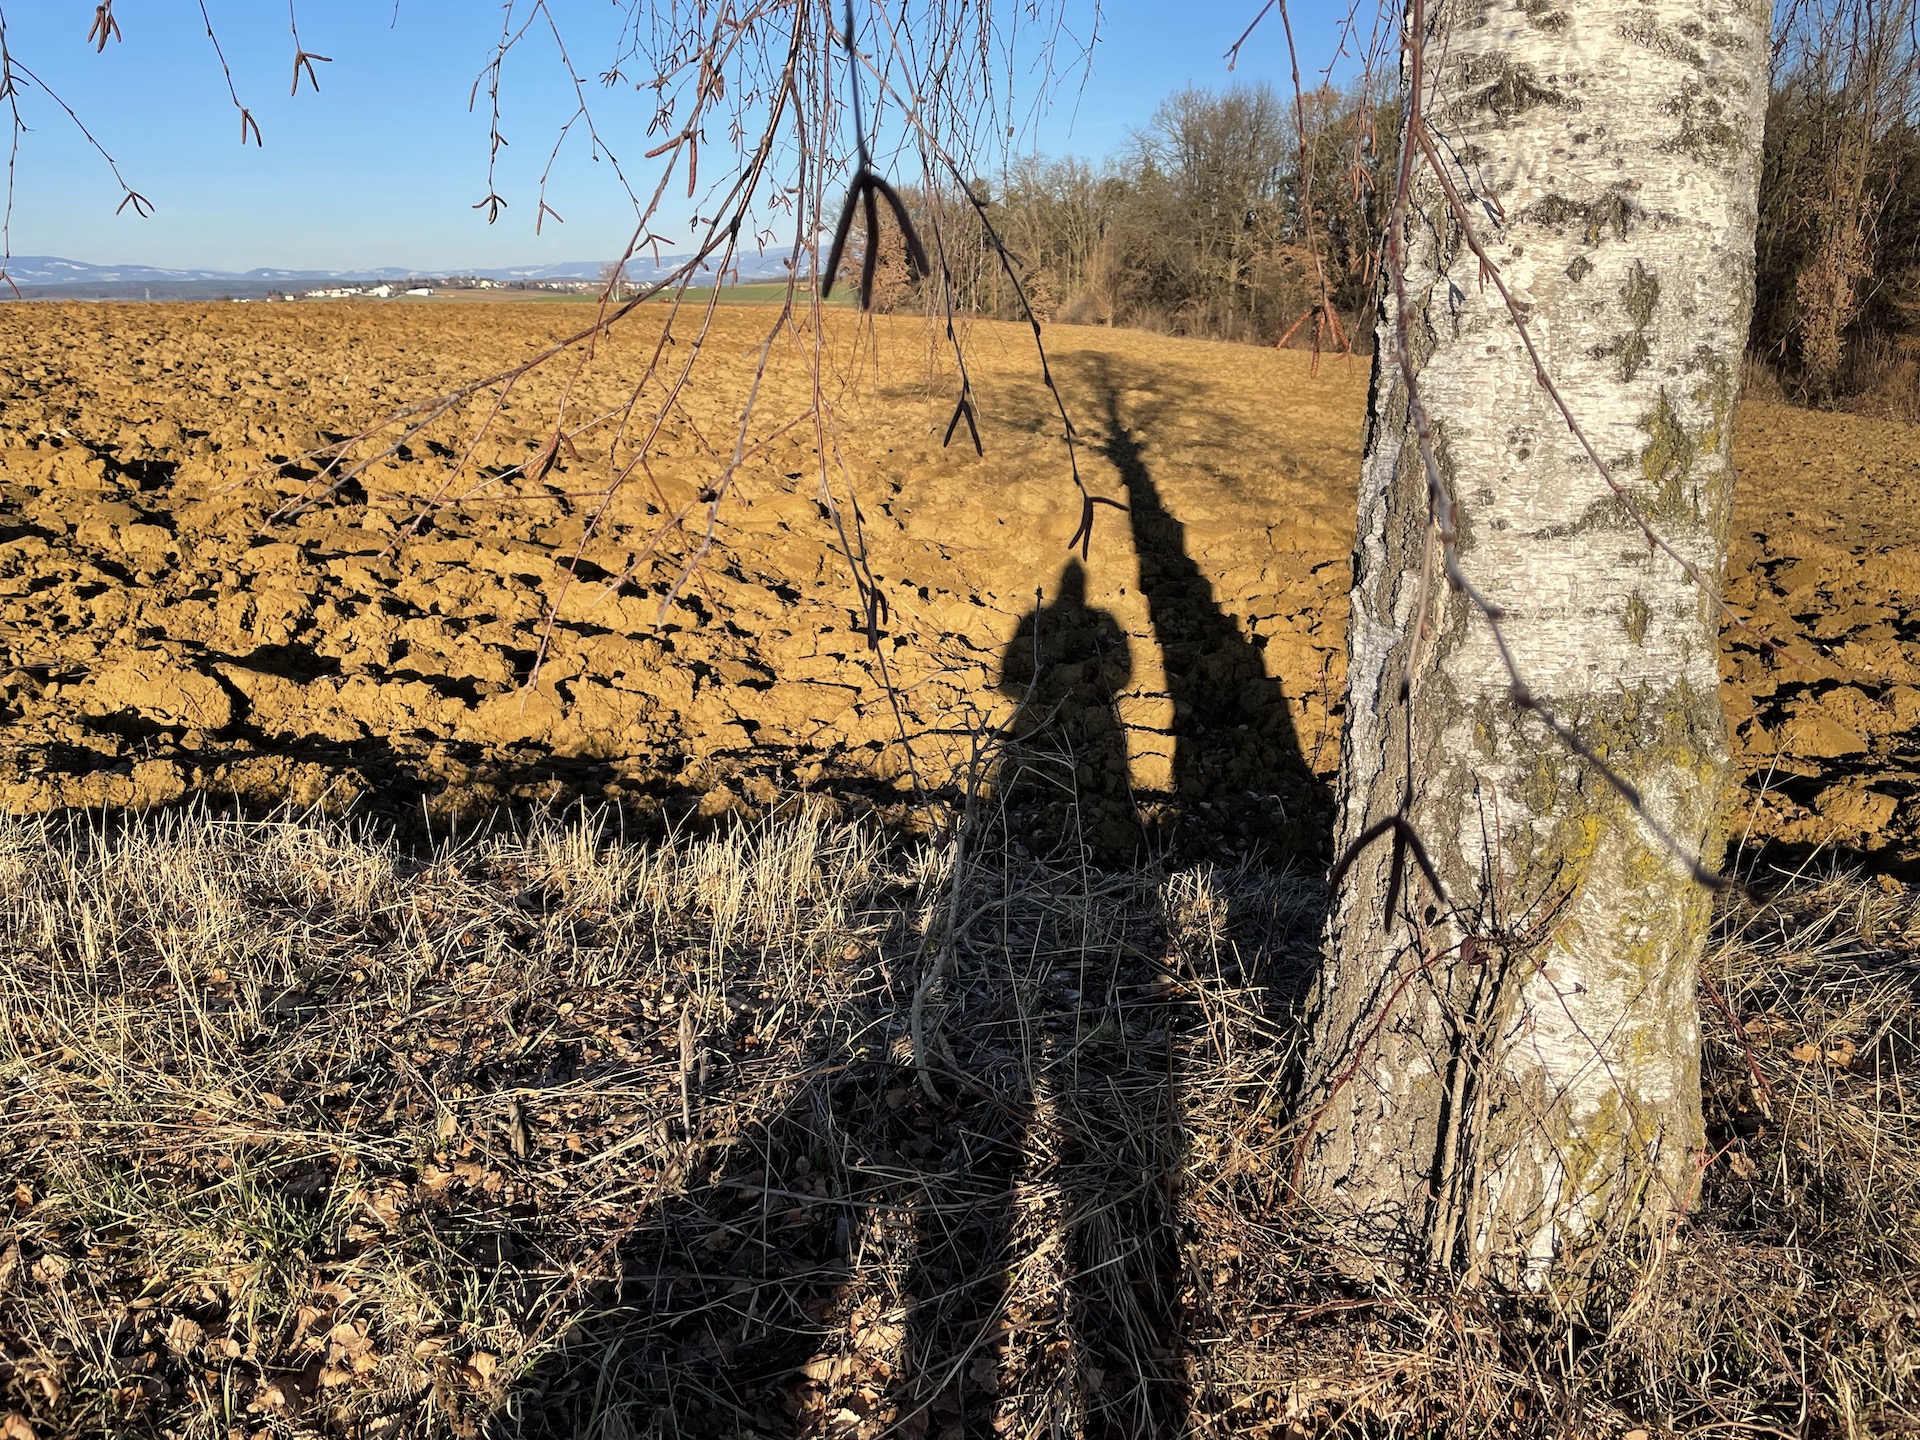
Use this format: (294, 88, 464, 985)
(1789, 1037, 1856, 1068)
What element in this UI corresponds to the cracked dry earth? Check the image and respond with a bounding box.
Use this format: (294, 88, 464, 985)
(0, 303, 1914, 873)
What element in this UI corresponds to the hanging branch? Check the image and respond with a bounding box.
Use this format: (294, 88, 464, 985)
(2, 50, 151, 218)
(837, 29, 1125, 558)
(821, 0, 929, 306)
(0, 12, 20, 297)
(936, 157, 1124, 559)
(196, 2, 262, 146)
(1229, 0, 1350, 364)
(530, 1, 644, 215)
(918, 154, 985, 456)
(287, 0, 330, 95)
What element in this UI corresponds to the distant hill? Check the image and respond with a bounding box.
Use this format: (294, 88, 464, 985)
(0, 251, 797, 298)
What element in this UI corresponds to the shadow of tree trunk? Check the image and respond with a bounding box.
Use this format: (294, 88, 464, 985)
(1081, 352, 1334, 870)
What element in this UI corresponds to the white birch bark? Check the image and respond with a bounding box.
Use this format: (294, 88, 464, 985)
(1295, 0, 1770, 1284)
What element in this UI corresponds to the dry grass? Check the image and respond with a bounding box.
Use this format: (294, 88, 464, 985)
(1182, 860, 1920, 1439)
(0, 794, 1914, 1439)
(0, 801, 899, 1437)
(1835, 332, 1920, 424)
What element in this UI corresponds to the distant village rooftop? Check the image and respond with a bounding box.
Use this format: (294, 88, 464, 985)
(294, 277, 601, 300)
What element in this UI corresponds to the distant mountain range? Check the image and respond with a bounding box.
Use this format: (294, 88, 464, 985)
(1, 252, 796, 293)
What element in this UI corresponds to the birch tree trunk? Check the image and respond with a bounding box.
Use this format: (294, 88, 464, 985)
(1295, 0, 1770, 1285)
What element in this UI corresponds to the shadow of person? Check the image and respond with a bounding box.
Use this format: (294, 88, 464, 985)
(882, 564, 1183, 1440)
(889, 869, 1189, 1440)
(1084, 356, 1334, 870)
(467, 566, 1180, 1440)
(992, 558, 1141, 867)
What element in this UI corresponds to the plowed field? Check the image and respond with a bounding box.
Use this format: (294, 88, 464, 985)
(1, 303, 1914, 872)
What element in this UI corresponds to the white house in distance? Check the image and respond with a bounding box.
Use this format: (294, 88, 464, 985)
(295, 283, 435, 300)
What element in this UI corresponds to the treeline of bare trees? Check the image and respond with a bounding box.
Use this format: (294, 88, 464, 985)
(1754, 0, 1920, 412)
(861, 82, 1396, 349)
(852, 3, 1920, 414)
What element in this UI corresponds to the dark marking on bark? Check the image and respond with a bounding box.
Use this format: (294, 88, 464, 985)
(1623, 261, 1660, 329)
(1681, 345, 1741, 542)
(1428, 419, 1475, 558)
(1461, 58, 1567, 120)
(1618, 14, 1707, 71)
(1624, 591, 1651, 645)
(1661, 79, 1740, 158)
(1520, 187, 1642, 246)
(1596, 261, 1662, 380)
(1523, 0, 1570, 32)
(1560, 389, 1704, 539)
(1637, 392, 1700, 525)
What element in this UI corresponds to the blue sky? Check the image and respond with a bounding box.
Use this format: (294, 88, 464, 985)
(0, 1, 1370, 272)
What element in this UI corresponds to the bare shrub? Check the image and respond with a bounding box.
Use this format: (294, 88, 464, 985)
(1837, 329, 1920, 421)
(1754, 0, 1920, 404)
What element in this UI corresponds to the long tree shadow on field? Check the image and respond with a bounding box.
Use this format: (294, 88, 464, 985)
(1079, 351, 1333, 868)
